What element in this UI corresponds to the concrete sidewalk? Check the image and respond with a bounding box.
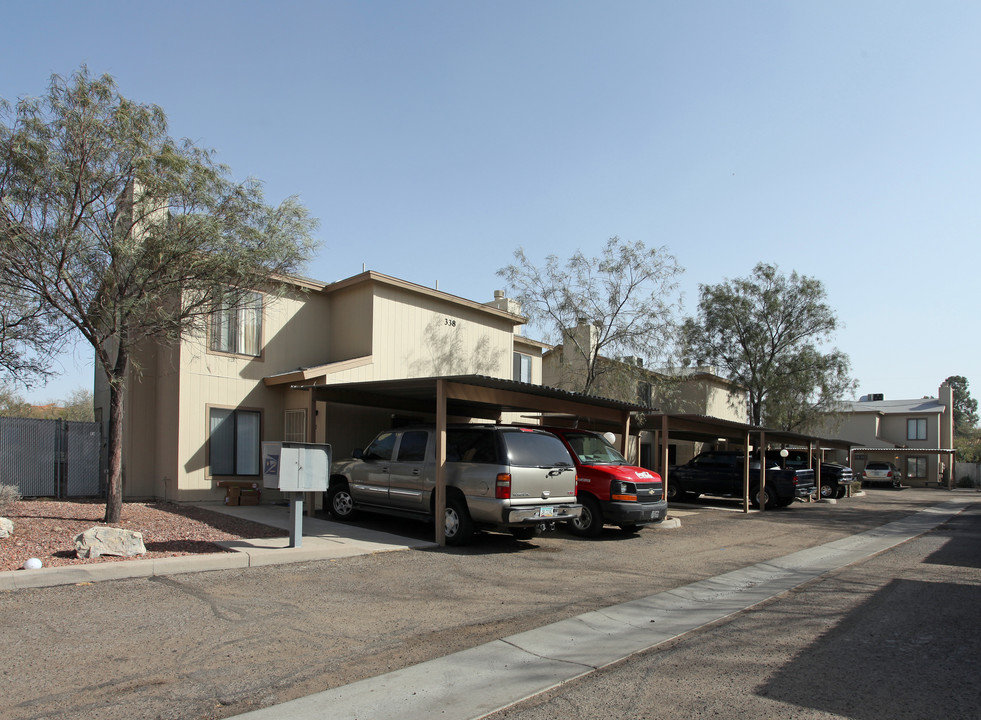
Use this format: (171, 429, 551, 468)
(0, 503, 436, 591)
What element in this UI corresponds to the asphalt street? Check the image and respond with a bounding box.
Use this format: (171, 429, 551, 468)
(1, 489, 977, 720)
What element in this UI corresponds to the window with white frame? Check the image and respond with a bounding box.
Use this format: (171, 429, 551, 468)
(284, 409, 307, 443)
(513, 352, 532, 383)
(907, 418, 927, 441)
(906, 456, 927, 479)
(209, 408, 261, 476)
(210, 291, 263, 357)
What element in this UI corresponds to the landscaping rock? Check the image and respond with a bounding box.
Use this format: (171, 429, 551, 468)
(74, 527, 147, 559)
(0, 517, 12, 539)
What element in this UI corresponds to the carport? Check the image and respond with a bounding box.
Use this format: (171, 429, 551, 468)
(300, 375, 647, 545)
(849, 446, 958, 488)
(639, 413, 858, 513)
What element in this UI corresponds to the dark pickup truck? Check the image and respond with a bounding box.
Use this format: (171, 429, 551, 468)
(667, 450, 816, 508)
(766, 450, 854, 499)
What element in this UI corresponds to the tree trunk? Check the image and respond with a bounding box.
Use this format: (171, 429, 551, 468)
(103, 366, 127, 524)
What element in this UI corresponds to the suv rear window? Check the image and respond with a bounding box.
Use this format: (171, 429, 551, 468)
(502, 430, 573, 468)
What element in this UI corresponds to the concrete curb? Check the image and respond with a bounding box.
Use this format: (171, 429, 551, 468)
(2, 503, 676, 592)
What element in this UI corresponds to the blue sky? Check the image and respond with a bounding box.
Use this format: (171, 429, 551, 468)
(3, 1, 978, 406)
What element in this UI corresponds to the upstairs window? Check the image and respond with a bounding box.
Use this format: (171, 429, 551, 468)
(513, 352, 532, 383)
(210, 291, 263, 357)
(907, 418, 927, 441)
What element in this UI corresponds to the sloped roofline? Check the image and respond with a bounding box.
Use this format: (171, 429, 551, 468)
(320, 270, 527, 325)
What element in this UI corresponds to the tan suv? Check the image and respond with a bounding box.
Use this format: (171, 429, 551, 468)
(327, 425, 582, 545)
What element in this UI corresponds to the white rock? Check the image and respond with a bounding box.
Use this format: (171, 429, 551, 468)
(23, 557, 42, 570)
(0, 517, 13, 539)
(74, 527, 147, 559)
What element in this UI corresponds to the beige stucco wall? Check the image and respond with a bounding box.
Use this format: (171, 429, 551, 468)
(369, 283, 513, 380)
(170, 286, 332, 501)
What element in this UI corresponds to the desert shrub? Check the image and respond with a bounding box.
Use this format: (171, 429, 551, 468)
(0, 484, 21, 514)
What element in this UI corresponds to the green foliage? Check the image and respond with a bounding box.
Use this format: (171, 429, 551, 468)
(1, 67, 319, 380)
(954, 428, 981, 463)
(0, 385, 93, 421)
(0, 384, 31, 417)
(0, 67, 319, 521)
(943, 375, 978, 435)
(498, 237, 682, 395)
(683, 263, 855, 429)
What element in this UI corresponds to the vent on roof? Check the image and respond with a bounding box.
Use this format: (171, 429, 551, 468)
(860, 393, 885, 402)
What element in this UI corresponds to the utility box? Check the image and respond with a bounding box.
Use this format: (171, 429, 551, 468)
(261, 441, 331, 492)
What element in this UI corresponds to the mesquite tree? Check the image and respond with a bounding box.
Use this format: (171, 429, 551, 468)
(499, 237, 682, 397)
(0, 68, 318, 521)
(683, 263, 854, 430)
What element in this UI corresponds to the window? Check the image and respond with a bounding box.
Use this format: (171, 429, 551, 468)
(907, 418, 927, 441)
(906, 456, 927, 479)
(209, 408, 260, 476)
(513, 352, 532, 383)
(637, 381, 653, 408)
(447, 430, 499, 464)
(210, 291, 262, 356)
(364, 431, 397, 461)
(396, 431, 428, 462)
(284, 409, 307, 443)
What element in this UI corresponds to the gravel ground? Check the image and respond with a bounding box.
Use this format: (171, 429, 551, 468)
(0, 499, 287, 572)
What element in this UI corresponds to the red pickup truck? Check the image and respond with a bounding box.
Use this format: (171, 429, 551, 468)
(537, 426, 667, 537)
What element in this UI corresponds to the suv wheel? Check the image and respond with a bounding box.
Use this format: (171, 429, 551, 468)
(328, 482, 356, 520)
(443, 496, 474, 546)
(819, 483, 836, 499)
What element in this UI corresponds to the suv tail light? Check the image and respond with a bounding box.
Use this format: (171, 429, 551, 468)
(495, 473, 512, 499)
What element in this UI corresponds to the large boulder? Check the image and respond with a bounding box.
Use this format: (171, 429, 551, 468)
(0, 517, 12, 539)
(74, 527, 147, 559)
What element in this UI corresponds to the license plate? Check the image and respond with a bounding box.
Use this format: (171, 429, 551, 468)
(538, 506, 554, 518)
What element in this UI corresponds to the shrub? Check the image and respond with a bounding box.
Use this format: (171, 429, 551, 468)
(0, 484, 21, 514)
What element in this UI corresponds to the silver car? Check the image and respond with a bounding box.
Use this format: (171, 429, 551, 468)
(327, 425, 582, 545)
(862, 461, 902, 488)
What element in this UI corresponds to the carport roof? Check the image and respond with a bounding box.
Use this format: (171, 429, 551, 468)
(295, 376, 858, 451)
(637, 412, 859, 452)
(297, 374, 646, 426)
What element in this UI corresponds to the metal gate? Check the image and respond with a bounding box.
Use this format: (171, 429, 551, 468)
(0, 417, 102, 497)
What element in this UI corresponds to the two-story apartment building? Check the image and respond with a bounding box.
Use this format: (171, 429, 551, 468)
(96, 271, 543, 503)
(816, 385, 955, 486)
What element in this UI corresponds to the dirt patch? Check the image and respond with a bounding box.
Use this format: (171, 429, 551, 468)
(0, 499, 286, 572)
